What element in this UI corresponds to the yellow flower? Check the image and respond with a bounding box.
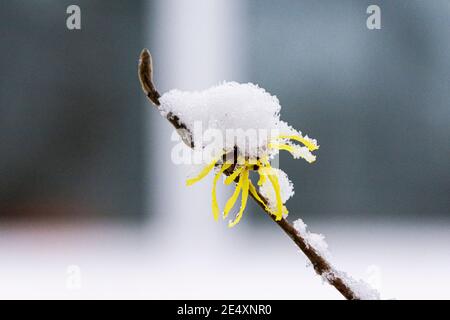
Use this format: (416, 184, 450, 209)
(186, 133, 319, 227)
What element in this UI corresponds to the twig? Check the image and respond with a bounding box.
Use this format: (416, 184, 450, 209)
(139, 49, 194, 148)
(249, 189, 358, 300)
(138, 48, 360, 300)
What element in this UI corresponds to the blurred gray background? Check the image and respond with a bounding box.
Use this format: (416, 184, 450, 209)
(0, 0, 449, 299)
(1, 0, 448, 224)
(247, 0, 450, 223)
(0, 1, 148, 222)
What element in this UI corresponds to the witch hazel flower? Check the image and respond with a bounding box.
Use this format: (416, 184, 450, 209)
(159, 82, 319, 227)
(139, 49, 380, 300)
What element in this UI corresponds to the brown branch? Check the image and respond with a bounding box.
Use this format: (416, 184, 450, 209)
(138, 48, 360, 300)
(248, 189, 358, 300)
(139, 49, 194, 148)
(139, 49, 161, 106)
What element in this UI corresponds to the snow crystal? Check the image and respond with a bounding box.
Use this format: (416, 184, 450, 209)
(293, 219, 330, 259)
(293, 218, 380, 300)
(159, 81, 312, 160)
(337, 271, 381, 300)
(259, 168, 294, 210)
(276, 121, 319, 150)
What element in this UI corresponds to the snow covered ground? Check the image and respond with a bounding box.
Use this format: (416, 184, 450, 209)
(0, 218, 448, 300)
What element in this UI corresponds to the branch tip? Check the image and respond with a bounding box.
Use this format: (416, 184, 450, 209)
(139, 48, 161, 106)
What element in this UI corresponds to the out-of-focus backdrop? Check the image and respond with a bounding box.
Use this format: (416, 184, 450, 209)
(0, 0, 449, 299)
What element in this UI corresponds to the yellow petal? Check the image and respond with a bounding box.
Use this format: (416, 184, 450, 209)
(259, 159, 283, 220)
(267, 169, 283, 221)
(268, 142, 296, 154)
(276, 134, 319, 151)
(228, 169, 250, 227)
(211, 163, 232, 221)
(223, 175, 243, 218)
(268, 143, 316, 163)
(224, 166, 244, 185)
(249, 182, 274, 215)
(256, 159, 268, 186)
(186, 156, 221, 186)
(257, 165, 266, 186)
